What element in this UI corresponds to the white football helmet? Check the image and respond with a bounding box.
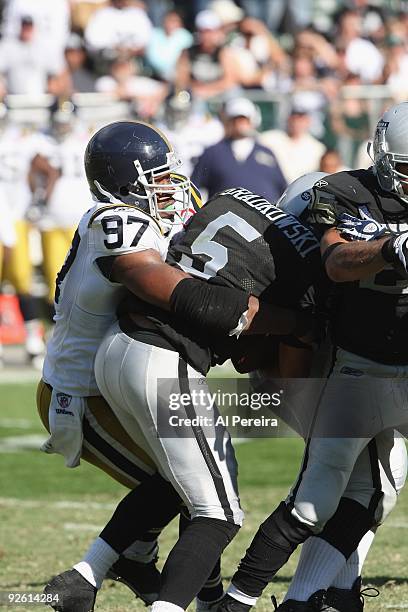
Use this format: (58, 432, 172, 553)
(369, 102, 408, 203)
(276, 171, 328, 217)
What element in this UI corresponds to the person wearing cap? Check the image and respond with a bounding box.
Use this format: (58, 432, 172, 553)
(175, 9, 238, 99)
(191, 97, 287, 202)
(209, 0, 244, 39)
(0, 15, 65, 96)
(260, 105, 326, 184)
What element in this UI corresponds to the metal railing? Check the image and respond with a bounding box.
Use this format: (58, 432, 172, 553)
(2, 84, 399, 167)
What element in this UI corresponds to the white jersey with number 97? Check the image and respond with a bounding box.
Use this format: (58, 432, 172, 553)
(43, 202, 167, 396)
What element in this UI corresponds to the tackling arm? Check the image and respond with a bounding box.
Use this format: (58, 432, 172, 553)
(321, 227, 390, 282)
(111, 249, 314, 340)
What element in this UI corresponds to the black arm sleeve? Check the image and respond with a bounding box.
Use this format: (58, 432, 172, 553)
(169, 278, 250, 336)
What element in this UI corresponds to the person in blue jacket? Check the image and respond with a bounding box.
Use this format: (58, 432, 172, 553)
(191, 97, 287, 202)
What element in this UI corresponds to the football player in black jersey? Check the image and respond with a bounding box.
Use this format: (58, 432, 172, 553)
(218, 102, 408, 612)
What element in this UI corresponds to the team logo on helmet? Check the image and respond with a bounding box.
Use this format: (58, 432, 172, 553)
(301, 191, 312, 201)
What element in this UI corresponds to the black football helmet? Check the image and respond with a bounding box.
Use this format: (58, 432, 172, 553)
(84, 120, 190, 224)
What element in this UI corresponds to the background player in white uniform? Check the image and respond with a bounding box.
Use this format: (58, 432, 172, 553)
(0, 112, 51, 364)
(158, 90, 224, 177)
(0, 182, 17, 366)
(29, 105, 91, 309)
(38, 120, 195, 609)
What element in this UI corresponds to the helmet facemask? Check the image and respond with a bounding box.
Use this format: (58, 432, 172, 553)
(370, 120, 408, 204)
(130, 152, 191, 228)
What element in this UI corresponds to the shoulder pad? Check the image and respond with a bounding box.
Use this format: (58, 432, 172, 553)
(309, 186, 338, 226)
(309, 169, 378, 226)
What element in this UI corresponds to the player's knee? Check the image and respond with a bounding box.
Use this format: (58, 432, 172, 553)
(374, 486, 398, 526)
(291, 502, 330, 532)
(292, 466, 350, 530)
(390, 434, 408, 495)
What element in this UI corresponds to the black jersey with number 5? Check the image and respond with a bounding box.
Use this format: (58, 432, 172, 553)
(169, 188, 320, 306)
(120, 188, 322, 373)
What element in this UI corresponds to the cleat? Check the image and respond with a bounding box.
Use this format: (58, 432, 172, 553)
(106, 555, 161, 605)
(43, 568, 96, 611)
(325, 577, 379, 612)
(272, 590, 326, 611)
(216, 594, 252, 612)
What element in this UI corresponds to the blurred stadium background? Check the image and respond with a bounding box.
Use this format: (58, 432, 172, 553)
(0, 0, 407, 610)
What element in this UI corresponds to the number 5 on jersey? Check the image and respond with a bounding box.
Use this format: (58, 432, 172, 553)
(178, 212, 261, 279)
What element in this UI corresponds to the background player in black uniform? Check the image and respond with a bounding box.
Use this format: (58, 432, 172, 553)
(93, 186, 323, 612)
(218, 102, 408, 612)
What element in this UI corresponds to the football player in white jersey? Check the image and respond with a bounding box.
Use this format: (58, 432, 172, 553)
(0, 183, 17, 366)
(38, 120, 199, 608)
(0, 114, 51, 365)
(29, 104, 91, 310)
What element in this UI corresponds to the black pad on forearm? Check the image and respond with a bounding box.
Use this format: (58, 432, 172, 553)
(170, 278, 249, 336)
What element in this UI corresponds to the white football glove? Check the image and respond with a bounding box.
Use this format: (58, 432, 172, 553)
(337, 211, 387, 242)
(382, 231, 408, 277)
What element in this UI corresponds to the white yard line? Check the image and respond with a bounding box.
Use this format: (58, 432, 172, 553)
(0, 434, 46, 452)
(64, 522, 102, 532)
(0, 418, 36, 429)
(0, 497, 116, 510)
(0, 369, 40, 384)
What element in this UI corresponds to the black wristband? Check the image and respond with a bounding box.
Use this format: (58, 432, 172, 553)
(381, 236, 397, 263)
(170, 278, 250, 336)
(321, 242, 343, 267)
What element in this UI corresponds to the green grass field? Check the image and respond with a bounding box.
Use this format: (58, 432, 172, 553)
(0, 381, 407, 611)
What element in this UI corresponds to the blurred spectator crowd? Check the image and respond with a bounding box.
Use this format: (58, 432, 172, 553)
(0, 0, 407, 366)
